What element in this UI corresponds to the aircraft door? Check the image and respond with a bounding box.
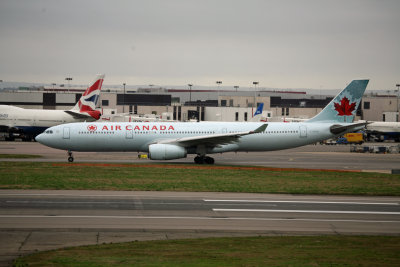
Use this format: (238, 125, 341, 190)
(126, 129, 133, 139)
(299, 125, 307, 138)
(222, 128, 227, 134)
(63, 127, 70, 139)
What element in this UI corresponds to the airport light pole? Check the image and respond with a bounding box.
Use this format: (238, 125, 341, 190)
(396, 83, 400, 122)
(216, 81, 222, 106)
(123, 83, 126, 113)
(52, 83, 56, 90)
(253, 81, 259, 108)
(234, 85, 239, 92)
(65, 77, 72, 92)
(188, 84, 193, 105)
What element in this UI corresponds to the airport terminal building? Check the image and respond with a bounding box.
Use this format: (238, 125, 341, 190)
(0, 86, 399, 122)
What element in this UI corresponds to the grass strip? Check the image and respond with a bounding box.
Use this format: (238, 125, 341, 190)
(1, 162, 399, 195)
(13, 236, 400, 267)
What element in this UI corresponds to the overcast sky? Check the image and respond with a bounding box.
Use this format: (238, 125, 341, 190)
(0, 0, 399, 91)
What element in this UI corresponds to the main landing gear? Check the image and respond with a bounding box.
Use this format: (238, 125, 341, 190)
(194, 155, 214, 164)
(67, 150, 74, 162)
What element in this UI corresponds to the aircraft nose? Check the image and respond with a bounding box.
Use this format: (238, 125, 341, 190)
(35, 133, 45, 143)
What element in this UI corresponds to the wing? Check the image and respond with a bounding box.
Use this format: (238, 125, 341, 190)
(156, 124, 268, 147)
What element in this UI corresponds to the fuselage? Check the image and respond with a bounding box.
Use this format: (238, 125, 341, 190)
(366, 121, 400, 134)
(37, 121, 341, 154)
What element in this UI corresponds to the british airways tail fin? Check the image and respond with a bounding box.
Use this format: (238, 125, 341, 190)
(70, 74, 105, 120)
(306, 79, 369, 123)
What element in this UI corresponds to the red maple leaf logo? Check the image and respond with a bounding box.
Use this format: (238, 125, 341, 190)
(87, 125, 97, 132)
(334, 97, 356, 116)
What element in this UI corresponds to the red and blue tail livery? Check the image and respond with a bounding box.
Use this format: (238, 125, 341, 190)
(69, 74, 105, 120)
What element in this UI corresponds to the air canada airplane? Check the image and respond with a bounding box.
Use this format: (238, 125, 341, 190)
(0, 74, 105, 140)
(36, 80, 369, 164)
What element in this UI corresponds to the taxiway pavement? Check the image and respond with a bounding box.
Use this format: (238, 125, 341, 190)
(0, 190, 399, 265)
(1, 141, 399, 172)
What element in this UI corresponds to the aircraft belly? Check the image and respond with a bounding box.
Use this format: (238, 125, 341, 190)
(235, 132, 331, 152)
(208, 144, 240, 154)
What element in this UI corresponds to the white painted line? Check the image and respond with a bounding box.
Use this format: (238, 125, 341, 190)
(6, 201, 127, 204)
(0, 193, 145, 197)
(213, 209, 400, 215)
(204, 199, 399, 206)
(0, 215, 398, 223)
(5, 201, 193, 205)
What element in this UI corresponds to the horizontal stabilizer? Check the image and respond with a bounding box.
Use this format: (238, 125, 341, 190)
(64, 110, 93, 119)
(330, 122, 369, 135)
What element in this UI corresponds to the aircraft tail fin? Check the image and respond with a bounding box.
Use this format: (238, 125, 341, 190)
(306, 80, 369, 123)
(250, 103, 264, 122)
(71, 74, 105, 120)
(254, 103, 263, 116)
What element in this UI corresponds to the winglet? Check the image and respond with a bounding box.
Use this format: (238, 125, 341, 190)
(250, 124, 268, 134)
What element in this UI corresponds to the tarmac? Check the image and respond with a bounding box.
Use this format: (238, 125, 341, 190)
(1, 141, 399, 172)
(0, 141, 399, 266)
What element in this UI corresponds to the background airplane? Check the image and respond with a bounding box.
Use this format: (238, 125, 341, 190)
(0, 74, 104, 141)
(36, 79, 369, 164)
(365, 121, 400, 142)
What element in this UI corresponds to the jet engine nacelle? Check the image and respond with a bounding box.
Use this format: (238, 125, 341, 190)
(148, 144, 187, 160)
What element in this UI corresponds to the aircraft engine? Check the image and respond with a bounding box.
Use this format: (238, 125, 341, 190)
(148, 144, 187, 160)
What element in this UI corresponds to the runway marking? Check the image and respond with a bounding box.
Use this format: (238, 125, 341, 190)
(6, 201, 131, 204)
(0, 215, 399, 223)
(0, 194, 198, 200)
(5, 200, 197, 205)
(2, 194, 398, 205)
(213, 209, 400, 215)
(204, 199, 399, 206)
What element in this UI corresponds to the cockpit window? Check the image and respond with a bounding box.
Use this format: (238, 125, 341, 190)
(45, 130, 53, 134)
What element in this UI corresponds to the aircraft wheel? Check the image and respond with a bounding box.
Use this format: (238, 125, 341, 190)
(68, 157, 74, 162)
(204, 156, 214, 164)
(194, 156, 204, 164)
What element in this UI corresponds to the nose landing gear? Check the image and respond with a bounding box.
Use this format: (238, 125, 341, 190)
(67, 150, 74, 162)
(194, 155, 214, 164)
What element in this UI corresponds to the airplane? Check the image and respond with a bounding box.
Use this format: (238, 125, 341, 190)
(0, 74, 105, 141)
(365, 121, 400, 142)
(36, 79, 369, 164)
